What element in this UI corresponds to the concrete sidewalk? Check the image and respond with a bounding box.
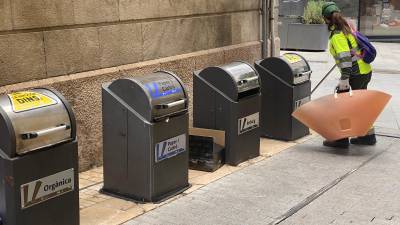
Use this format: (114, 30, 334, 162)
(77, 136, 309, 225)
(281, 138, 400, 225)
(124, 42, 400, 225)
(125, 137, 399, 225)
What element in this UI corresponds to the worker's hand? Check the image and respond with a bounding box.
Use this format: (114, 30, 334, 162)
(336, 78, 350, 91)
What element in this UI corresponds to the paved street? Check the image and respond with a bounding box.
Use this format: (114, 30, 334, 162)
(125, 43, 400, 225)
(280, 139, 400, 225)
(125, 137, 399, 225)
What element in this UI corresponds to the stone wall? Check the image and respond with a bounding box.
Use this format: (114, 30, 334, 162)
(0, 42, 262, 171)
(0, 0, 279, 171)
(0, 0, 260, 86)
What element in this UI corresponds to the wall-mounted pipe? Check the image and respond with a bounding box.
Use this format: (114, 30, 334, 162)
(261, 0, 270, 58)
(270, 0, 276, 56)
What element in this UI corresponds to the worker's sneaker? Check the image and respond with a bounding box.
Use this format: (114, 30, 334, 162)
(323, 138, 349, 148)
(350, 134, 377, 145)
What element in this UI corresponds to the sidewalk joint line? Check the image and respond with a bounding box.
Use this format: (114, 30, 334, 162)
(376, 133, 400, 139)
(268, 141, 396, 225)
(79, 181, 103, 192)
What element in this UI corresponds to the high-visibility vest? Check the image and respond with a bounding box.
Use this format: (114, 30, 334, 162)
(329, 30, 372, 78)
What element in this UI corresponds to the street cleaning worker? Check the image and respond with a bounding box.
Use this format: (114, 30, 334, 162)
(322, 2, 376, 148)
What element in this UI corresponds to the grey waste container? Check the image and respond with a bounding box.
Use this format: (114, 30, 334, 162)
(102, 71, 189, 203)
(193, 62, 261, 166)
(255, 53, 311, 141)
(0, 89, 79, 225)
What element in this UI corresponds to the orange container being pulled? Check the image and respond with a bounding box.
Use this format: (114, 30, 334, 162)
(292, 90, 391, 141)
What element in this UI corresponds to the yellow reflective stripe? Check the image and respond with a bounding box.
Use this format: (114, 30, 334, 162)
(335, 51, 362, 62)
(339, 56, 352, 62)
(352, 55, 361, 61)
(338, 62, 352, 68)
(338, 51, 351, 58)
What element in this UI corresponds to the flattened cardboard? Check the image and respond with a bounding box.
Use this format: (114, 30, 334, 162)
(189, 127, 226, 172)
(189, 127, 225, 147)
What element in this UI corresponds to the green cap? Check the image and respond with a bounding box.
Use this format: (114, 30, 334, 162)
(322, 2, 340, 18)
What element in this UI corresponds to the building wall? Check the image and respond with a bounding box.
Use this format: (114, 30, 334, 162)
(0, 0, 261, 85)
(0, 0, 279, 171)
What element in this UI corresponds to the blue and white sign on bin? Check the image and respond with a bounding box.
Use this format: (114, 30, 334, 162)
(155, 134, 186, 162)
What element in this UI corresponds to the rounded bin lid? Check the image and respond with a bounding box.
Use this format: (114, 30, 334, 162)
(0, 89, 75, 157)
(198, 62, 260, 101)
(259, 53, 311, 85)
(108, 71, 188, 122)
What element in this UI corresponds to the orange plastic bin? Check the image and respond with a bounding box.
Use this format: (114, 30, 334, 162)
(292, 90, 391, 141)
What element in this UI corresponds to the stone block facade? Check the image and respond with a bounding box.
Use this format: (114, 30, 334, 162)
(0, 1, 261, 85)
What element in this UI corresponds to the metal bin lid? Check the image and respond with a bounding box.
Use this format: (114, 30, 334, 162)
(108, 71, 188, 122)
(197, 62, 260, 101)
(0, 89, 76, 157)
(258, 53, 311, 85)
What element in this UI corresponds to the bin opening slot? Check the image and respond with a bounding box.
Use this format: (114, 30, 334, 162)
(152, 108, 188, 122)
(238, 88, 260, 100)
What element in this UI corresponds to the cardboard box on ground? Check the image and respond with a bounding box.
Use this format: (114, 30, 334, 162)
(189, 128, 225, 172)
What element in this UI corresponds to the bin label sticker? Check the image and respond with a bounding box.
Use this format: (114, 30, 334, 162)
(155, 134, 186, 163)
(238, 112, 260, 135)
(20, 168, 74, 210)
(294, 96, 311, 110)
(283, 54, 302, 64)
(8, 91, 57, 113)
(144, 80, 182, 99)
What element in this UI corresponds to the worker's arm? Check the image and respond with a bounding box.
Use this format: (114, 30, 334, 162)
(330, 33, 352, 80)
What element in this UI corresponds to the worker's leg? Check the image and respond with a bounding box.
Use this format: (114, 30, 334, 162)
(323, 138, 349, 148)
(322, 83, 350, 148)
(351, 127, 376, 145)
(323, 73, 373, 148)
(349, 73, 376, 145)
